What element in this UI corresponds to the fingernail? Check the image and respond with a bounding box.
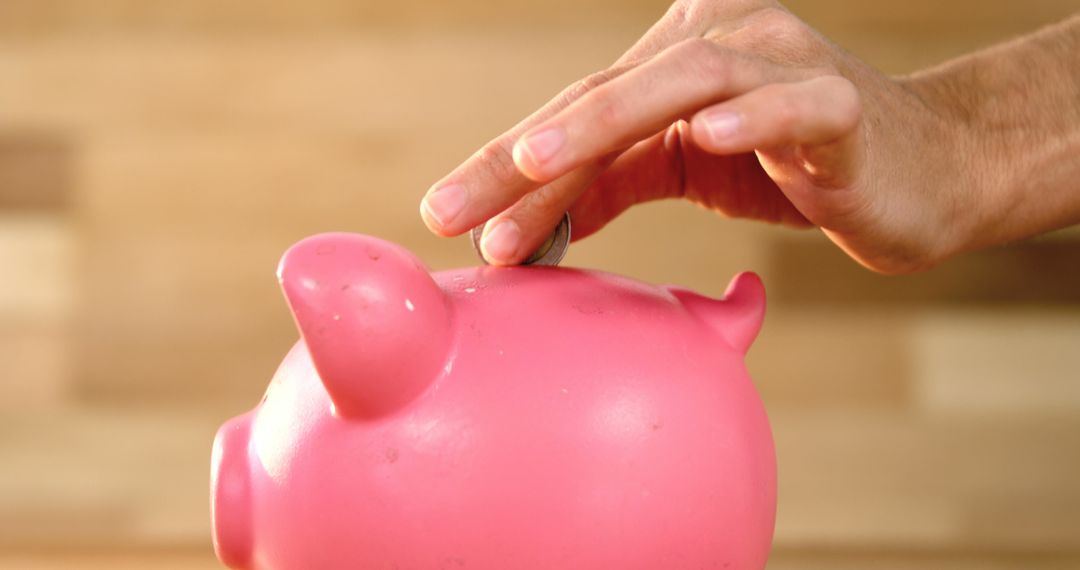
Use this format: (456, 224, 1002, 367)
(703, 111, 741, 140)
(481, 220, 521, 264)
(422, 184, 467, 228)
(518, 128, 565, 166)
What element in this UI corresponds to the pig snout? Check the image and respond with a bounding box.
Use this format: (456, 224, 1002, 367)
(211, 413, 254, 569)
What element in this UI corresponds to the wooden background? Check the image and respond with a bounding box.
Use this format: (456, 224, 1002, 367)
(1, 0, 1079, 568)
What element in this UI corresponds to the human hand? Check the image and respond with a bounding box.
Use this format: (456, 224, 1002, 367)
(420, 0, 992, 274)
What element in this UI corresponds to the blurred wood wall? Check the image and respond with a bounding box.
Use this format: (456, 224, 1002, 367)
(1, 1, 1079, 568)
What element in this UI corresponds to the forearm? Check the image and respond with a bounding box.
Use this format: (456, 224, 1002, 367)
(904, 14, 1080, 251)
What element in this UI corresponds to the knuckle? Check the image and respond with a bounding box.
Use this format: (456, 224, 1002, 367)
(560, 81, 591, 109)
(524, 186, 566, 216)
(666, 0, 694, 28)
(674, 38, 737, 87)
(666, 0, 714, 29)
(831, 77, 863, 125)
(472, 143, 520, 186)
(579, 69, 613, 92)
(742, 7, 822, 63)
(752, 7, 798, 29)
(676, 36, 724, 63)
(811, 75, 862, 131)
(586, 88, 627, 129)
(752, 7, 809, 41)
(564, 68, 617, 104)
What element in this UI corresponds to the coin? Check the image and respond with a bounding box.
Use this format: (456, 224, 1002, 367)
(471, 212, 571, 266)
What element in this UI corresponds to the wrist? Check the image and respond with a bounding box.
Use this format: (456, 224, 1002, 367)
(896, 68, 1015, 256)
(890, 70, 1009, 263)
(899, 16, 1080, 254)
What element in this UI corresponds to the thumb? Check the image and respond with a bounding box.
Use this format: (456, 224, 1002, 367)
(567, 127, 686, 241)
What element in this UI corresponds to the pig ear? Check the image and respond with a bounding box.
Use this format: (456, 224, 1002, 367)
(668, 272, 766, 354)
(277, 233, 453, 419)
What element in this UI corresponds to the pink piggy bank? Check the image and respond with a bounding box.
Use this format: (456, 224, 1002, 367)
(211, 232, 776, 570)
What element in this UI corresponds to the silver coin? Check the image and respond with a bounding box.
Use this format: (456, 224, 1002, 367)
(471, 212, 571, 266)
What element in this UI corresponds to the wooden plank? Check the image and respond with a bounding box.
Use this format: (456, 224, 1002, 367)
(2, 0, 1079, 559)
(0, 131, 73, 212)
(772, 410, 1080, 550)
(2, 547, 1079, 570)
(0, 0, 1074, 37)
(911, 310, 1080, 417)
(771, 547, 1080, 570)
(767, 237, 1080, 307)
(0, 323, 69, 410)
(0, 409, 224, 546)
(0, 214, 73, 319)
(0, 0, 665, 36)
(751, 309, 913, 409)
(5, 405, 1077, 551)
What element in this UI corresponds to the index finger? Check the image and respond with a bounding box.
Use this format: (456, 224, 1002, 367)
(511, 39, 783, 183)
(420, 6, 701, 237)
(419, 68, 628, 237)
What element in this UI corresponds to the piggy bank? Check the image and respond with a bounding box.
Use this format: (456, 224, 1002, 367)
(211, 232, 776, 570)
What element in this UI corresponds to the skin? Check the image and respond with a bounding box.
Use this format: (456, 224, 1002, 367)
(419, 1, 1080, 274)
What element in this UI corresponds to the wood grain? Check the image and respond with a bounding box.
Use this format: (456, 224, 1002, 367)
(1, 0, 1078, 567)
